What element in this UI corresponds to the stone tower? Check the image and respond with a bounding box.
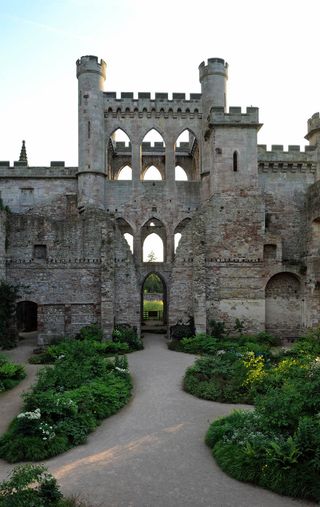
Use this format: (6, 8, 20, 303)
(76, 55, 107, 211)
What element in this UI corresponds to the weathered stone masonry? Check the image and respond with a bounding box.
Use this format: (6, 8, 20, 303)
(1, 55, 320, 339)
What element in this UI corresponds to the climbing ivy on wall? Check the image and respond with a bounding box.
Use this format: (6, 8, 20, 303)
(0, 280, 20, 348)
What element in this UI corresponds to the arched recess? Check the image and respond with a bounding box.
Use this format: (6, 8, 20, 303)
(141, 272, 167, 326)
(174, 218, 192, 254)
(265, 272, 301, 338)
(116, 218, 134, 253)
(175, 165, 188, 181)
(107, 128, 131, 180)
(17, 301, 38, 332)
(117, 165, 132, 180)
(310, 218, 320, 256)
(141, 218, 166, 262)
(141, 129, 165, 181)
(142, 165, 163, 181)
(175, 129, 200, 180)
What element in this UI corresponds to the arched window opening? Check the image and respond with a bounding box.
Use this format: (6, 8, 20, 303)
(143, 165, 162, 181)
(143, 233, 164, 262)
(116, 218, 134, 253)
(174, 218, 192, 255)
(142, 129, 165, 146)
(117, 165, 132, 180)
(141, 129, 165, 181)
(174, 233, 182, 252)
(107, 128, 131, 180)
(310, 218, 320, 256)
(175, 165, 188, 181)
(142, 273, 166, 327)
(17, 301, 38, 332)
(233, 151, 238, 172)
(175, 129, 199, 180)
(265, 272, 301, 339)
(124, 233, 133, 253)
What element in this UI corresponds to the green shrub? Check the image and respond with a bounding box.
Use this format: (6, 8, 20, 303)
(0, 338, 132, 462)
(76, 324, 103, 342)
(176, 334, 218, 354)
(0, 464, 62, 507)
(0, 281, 20, 349)
(112, 324, 143, 351)
(205, 335, 320, 501)
(0, 354, 25, 392)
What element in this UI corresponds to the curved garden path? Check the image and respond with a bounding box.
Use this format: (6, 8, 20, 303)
(0, 333, 314, 506)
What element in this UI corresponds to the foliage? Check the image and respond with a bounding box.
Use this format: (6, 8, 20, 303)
(208, 319, 226, 340)
(112, 324, 143, 351)
(0, 353, 26, 392)
(170, 316, 195, 340)
(205, 328, 320, 501)
(0, 280, 20, 349)
(0, 338, 132, 462)
(168, 334, 218, 354)
(143, 300, 163, 313)
(0, 464, 90, 507)
(29, 337, 130, 364)
(76, 324, 103, 342)
(0, 464, 62, 507)
(143, 273, 163, 293)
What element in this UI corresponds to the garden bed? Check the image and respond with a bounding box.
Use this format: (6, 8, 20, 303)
(0, 353, 26, 392)
(204, 329, 320, 502)
(0, 339, 132, 462)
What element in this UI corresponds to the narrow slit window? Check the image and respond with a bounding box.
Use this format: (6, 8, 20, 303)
(88, 121, 91, 139)
(233, 151, 238, 172)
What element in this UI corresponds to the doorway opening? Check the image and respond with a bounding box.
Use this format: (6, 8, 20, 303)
(141, 273, 166, 330)
(17, 301, 38, 332)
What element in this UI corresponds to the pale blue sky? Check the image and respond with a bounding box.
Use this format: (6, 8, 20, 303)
(1, 0, 319, 165)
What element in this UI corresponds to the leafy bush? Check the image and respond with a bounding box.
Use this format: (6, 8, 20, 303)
(183, 352, 260, 403)
(0, 281, 20, 349)
(0, 464, 90, 507)
(0, 339, 132, 462)
(208, 319, 226, 340)
(169, 317, 195, 340)
(112, 324, 143, 351)
(169, 334, 218, 354)
(76, 324, 103, 342)
(205, 330, 320, 501)
(0, 353, 26, 392)
(0, 464, 62, 507)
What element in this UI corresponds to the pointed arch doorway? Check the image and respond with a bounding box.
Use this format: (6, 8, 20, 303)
(141, 272, 167, 330)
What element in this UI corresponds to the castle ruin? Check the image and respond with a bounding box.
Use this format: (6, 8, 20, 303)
(1, 55, 320, 340)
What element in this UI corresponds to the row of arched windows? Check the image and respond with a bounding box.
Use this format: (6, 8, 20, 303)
(117, 217, 191, 263)
(117, 164, 188, 181)
(108, 128, 199, 181)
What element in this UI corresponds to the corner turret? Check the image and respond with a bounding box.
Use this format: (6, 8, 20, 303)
(305, 112, 320, 146)
(76, 55, 107, 211)
(199, 58, 228, 113)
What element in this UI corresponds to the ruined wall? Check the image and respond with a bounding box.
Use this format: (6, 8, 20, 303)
(0, 166, 77, 213)
(258, 146, 316, 262)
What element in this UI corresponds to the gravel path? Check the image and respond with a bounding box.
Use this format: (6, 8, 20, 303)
(0, 333, 314, 506)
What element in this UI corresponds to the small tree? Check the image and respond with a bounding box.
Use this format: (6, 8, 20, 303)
(0, 280, 20, 349)
(146, 250, 157, 262)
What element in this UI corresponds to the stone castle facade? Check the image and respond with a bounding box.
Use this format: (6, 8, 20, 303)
(1, 55, 320, 340)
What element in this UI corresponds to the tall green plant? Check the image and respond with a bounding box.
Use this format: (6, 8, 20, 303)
(0, 281, 20, 348)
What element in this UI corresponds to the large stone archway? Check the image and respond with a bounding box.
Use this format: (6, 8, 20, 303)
(265, 272, 301, 339)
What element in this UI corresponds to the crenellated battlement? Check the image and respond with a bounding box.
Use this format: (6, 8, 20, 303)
(258, 144, 316, 172)
(209, 106, 260, 127)
(0, 165, 77, 178)
(76, 55, 106, 79)
(104, 92, 202, 118)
